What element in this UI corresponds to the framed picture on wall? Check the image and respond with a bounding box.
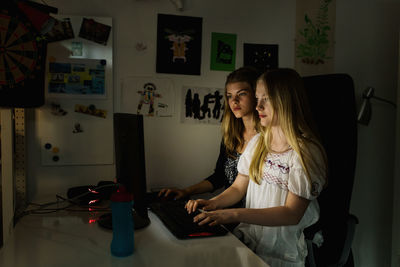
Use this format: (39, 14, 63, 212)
(156, 14, 202, 75)
(210, 32, 237, 71)
(243, 43, 278, 72)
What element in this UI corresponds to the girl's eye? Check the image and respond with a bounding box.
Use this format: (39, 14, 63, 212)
(226, 95, 232, 99)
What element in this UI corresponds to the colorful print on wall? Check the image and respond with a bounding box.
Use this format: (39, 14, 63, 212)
(243, 43, 278, 72)
(295, 0, 336, 76)
(210, 32, 237, 71)
(181, 86, 224, 125)
(121, 76, 175, 117)
(47, 58, 106, 97)
(156, 14, 202, 75)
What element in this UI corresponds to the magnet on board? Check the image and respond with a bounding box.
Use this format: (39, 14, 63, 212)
(74, 104, 107, 118)
(72, 123, 83, 133)
(44, 143, 52, 150)
(52, 147, 59, 153)
(52, 155, 60, 162)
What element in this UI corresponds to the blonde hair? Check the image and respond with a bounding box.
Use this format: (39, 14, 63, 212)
(249, 68, 327, 185)
(220, 67, 261, 158)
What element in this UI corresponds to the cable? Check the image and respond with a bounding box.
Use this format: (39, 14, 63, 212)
(14, 183, 118, 223)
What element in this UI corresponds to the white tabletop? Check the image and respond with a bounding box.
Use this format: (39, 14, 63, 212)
(0, 209, 269, 267)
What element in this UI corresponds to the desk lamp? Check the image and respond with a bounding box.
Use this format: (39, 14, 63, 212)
(357, 87, 397, 125)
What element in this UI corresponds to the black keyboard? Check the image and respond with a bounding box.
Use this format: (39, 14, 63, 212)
(149, 200, 228, 239)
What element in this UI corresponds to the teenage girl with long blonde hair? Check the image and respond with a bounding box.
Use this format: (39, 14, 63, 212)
(186, 68, 327, 266)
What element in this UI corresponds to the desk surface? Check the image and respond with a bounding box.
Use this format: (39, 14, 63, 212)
(0, 208, 269, 267)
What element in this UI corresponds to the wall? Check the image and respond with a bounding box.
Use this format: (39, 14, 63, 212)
(27, 0, 295, 195)
(1, 109, 14, 246)
(25, 0, 400, 266)
(335, 1, 399, 266)
(392, 28, 400, 267)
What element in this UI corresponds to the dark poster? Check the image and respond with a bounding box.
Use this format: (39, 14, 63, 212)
(243, 43, 278, 72)
(156, 14, 202, 75)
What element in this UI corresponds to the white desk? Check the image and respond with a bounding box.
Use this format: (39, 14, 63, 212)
(0, 208, 269, 267)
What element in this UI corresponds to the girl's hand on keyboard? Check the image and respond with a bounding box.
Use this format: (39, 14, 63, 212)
(193, 209, 239, 226)
(158, 187, 188, 200)
(185, 199, 217, 214)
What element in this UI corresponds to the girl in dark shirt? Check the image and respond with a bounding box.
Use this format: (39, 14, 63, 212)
(159, 67, 261, 204)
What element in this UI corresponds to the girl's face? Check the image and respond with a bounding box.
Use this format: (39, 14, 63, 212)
(226, 82, 255, 119)
(255, 81, 274, 127)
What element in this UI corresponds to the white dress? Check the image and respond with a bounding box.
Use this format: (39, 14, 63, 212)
(234, 133, 326, 267)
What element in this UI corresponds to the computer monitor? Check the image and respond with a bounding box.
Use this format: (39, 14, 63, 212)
(98, 113, 150, 229)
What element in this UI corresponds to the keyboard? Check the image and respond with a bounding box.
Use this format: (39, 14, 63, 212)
(149, 200, 228, 239)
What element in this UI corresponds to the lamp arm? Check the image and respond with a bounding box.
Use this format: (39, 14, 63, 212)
(371, 95, 397, 108)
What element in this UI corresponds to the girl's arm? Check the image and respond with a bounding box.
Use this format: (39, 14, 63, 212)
(195, 191, 310, 226)
(210, 173, 249, 208)
(236, 192, 310, 226)
(186, 173, 249, 213)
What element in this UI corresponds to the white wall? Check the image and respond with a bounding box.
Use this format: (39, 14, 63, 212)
(26, 0, 400, 266)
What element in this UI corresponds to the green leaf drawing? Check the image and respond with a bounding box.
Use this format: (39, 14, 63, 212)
(296, 0, 333, 65)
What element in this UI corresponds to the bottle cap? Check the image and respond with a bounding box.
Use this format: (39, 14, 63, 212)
(110, 184, 134, 202)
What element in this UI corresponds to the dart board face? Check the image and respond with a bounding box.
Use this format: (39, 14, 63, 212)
(0, 8, 46, 107)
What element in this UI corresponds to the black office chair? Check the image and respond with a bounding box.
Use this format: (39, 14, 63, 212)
(302, 74, 359, 267)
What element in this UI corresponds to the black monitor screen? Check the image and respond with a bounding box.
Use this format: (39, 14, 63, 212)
(113, 113, 148, 220)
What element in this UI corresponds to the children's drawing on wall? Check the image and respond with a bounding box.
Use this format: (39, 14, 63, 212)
(295, 0, 336, 76)
(121, 76, 174, 117)
(78, 18, 111, 46)
(156, 14, 202, 75)
(136, 83, 162, 116)
(210, 32, 237, 71)
(181, 86, 224, 125)
(243, 43, 278, 72)
(47, 58, 106, 97)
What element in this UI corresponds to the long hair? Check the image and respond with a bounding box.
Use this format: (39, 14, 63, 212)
(249, 68, 327, 185)
(221, 66, 261, 158)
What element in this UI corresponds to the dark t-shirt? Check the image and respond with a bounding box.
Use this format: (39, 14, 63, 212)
(205, 142, 244, 208)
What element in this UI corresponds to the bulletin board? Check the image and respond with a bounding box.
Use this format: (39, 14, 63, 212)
(37, 15, 113, 166)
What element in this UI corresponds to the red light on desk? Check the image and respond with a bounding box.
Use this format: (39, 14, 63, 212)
(188, 232, 213, 237)
(88, 219, 97, 224)
(88, 199, 100, 205)
(88, 188, 99, 194)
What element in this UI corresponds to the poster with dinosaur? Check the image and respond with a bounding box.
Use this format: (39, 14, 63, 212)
(295, 0, 336, 76)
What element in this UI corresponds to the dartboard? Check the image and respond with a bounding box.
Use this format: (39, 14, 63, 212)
(0, 8, 46, 107)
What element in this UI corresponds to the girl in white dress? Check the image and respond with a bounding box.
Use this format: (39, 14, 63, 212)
(186, 68, 327, 266)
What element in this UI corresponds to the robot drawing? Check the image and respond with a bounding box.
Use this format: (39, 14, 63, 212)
(137, 82, 161, 116)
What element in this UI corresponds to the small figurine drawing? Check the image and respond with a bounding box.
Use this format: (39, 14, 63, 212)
(137, 83, 162, 116)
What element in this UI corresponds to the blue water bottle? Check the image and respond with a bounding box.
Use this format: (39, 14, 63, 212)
(110, 185, 134, 257)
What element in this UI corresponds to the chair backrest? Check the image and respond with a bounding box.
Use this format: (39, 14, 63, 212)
(302, 74, 358, 265)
